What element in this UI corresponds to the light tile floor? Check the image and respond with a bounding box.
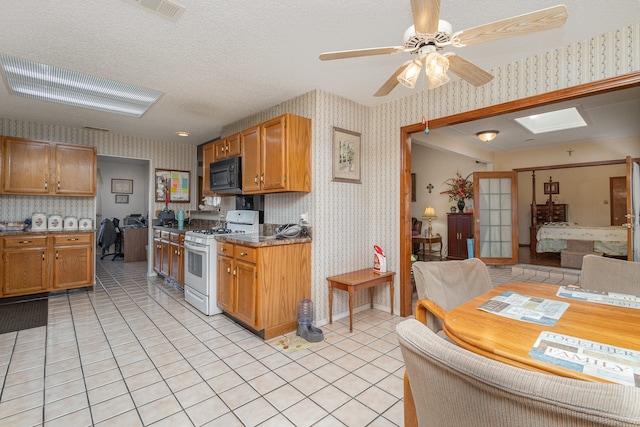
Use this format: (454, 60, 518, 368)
(0, 259, 578, 427)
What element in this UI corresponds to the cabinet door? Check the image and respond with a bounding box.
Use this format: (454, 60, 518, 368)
(226, 133, 241, 157)
(2, 137, 51, 194)
(202, 142, 215, 197)
(2, 236, 48, 296)
(53, 245, 93, 289)
(55, 144, 97, 195)
(261, 116, 287, 192)
(235, 259, 257, 328)
(241, 126, 262, 193)
(214, 140, 227, 161)
(160, 240, 170, 277)
(169, 241, 183, 285)
(153, 238, 163, 273)
(217, 255, 234, 312)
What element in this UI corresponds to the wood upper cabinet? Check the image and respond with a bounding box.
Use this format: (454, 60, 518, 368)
(2, 137, 97, 196)
(54, 143, 97, 195)
(2, 137, 51, 194)
(202, 141, 215, 197)
(214, 133, 241, 161)
(241, 114, 311, 195)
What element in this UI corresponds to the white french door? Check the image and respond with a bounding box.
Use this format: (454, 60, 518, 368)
(473, 171, 519, 265)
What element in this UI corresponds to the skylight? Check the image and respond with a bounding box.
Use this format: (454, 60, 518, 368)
(514, 107, 588, 134)
(0, 54, 163, 118)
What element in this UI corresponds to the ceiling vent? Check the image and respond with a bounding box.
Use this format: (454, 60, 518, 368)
(121, 0, 185, 22)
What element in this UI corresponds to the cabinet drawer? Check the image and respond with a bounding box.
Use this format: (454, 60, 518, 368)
(169, 232, 180, 242)
(154, 230, 162, 238)
(54, 234, 92, 245)
(161, 231, 170, 240)
(218, 242, 234, 256)
(3, 235, 47, 249)
(234, 245, 256, 264)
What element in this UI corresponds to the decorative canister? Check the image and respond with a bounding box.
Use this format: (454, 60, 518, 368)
(31, 212, 48, 231)
(64, 216, 78, 230)
(48, 214, 63, 231)
(78, 218, 93, 230)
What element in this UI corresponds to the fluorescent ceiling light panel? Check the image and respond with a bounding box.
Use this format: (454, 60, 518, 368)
(0, 54, 163, 117)
(514, 107, 587, 134)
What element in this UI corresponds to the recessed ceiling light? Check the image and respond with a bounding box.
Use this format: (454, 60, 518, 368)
(176, 131, 190, 137)
(514, 107, 587, 134)
(0, 54, 163, 117)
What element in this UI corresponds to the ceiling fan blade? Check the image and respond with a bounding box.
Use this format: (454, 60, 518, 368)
(411, 0, 441, 34)
(374, 60, 414, 97)
(319, 46, 407, 61)
(453, 5, 568, 47)
(445, 53, 493, 87)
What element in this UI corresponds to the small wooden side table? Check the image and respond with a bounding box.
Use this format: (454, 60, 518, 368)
(327, 268, 396, 332)
(412, 235, 442, 261)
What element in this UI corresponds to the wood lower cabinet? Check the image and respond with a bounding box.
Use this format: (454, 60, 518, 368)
(1, 232, 94, 298)
(153, 229, 185, 287)
(2, 235, 48, 296)
(2, 136, 97, 196)
(52, 234, 94, 289)
(217, 240, 311, 339)
(447, 213, 474, 260)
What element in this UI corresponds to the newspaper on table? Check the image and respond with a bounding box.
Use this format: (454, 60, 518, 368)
(557, 286, 640, 309)
(476, 291, 569, 326)
(530, 331, 640, 387)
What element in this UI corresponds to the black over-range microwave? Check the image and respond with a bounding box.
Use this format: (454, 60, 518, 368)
(210, 156, 242, 194)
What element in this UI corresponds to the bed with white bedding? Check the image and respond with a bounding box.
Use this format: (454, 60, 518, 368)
(535, 223, 628, 256)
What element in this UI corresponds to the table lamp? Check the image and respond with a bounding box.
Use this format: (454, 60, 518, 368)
(422, 206, 437, 237)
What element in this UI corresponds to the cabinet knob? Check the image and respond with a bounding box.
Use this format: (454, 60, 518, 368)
(57, 181, 61, 190)
(254, 175, 259, 185)
(44, 180, 48, 190)
(240, 252, 247, 256)
(18, 240, 32, 244)
(67, 238, 79, 241)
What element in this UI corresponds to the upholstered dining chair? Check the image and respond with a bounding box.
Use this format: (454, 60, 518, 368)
(579, 254, 640, 295)
(411, 258, 493, 333)
(397, 319, 640, 427)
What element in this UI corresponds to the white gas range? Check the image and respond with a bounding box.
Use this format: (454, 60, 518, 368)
(183, 210, 259, 315)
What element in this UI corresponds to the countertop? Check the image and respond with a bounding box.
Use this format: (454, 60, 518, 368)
(215, 234, 311, 248)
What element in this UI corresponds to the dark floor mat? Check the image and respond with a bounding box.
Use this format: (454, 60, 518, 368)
(0, 299, 48, 334)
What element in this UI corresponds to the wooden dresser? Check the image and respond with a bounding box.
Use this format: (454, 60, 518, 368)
(534, 203, 567, 223)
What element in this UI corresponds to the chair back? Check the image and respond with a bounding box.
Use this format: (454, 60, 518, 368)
(397, 319, 640, 427)
(580, 254, 640, 295)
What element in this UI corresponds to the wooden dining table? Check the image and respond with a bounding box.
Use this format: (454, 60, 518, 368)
(443, 282, 640, 383)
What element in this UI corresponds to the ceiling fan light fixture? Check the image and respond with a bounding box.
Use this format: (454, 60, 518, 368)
(476, 130, 499, 142)
(397, 59, 423, 89)
(425, 51, 450, 89)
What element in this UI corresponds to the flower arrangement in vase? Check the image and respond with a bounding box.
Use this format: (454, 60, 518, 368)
(441, 171, 474, 212)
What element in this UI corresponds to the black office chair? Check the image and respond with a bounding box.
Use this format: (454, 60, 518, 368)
(97, 218, 124, 260)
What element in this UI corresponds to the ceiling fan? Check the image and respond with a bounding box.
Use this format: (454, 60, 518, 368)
(319, 0, 568, 96)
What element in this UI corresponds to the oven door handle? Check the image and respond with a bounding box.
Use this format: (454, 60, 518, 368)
(184, 241, 208, 251)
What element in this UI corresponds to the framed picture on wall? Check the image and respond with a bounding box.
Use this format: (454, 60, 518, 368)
(332, 127, 361, 184)
(544, 182, 560, 194)
(115, 194, 129, 204)
(155, 169, 190, 203)
(111, 178, 133, 194)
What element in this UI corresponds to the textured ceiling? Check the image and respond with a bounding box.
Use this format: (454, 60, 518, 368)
(0, 0, 638, 146)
